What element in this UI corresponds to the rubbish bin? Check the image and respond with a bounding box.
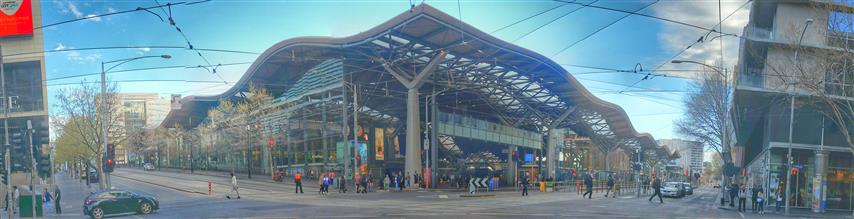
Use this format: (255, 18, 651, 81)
(19, 193, 43, 217)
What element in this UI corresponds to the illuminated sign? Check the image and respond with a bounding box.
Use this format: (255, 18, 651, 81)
(0, 0, 33, 37)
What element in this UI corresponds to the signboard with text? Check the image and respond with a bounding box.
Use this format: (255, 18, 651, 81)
(0, 0, 33, 37)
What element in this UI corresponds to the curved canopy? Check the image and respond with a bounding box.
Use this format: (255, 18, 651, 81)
(162, 4, 660, 152)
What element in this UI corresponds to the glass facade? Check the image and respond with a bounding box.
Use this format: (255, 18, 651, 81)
(2, 61, 44, 113)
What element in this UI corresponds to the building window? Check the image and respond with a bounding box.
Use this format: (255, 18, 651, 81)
(827, 11, 854, 49)
(825, 58, 854, 98)
(2, 61, 43, 112)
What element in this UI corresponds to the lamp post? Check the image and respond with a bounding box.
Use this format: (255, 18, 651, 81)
(101, 55, 170, 189)
(784, 18, 813, 215)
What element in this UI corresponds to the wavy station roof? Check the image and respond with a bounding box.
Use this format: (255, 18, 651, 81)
(162, 4, 659, 153)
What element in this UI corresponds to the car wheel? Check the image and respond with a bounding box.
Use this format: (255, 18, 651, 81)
(139, 202, 154, 214)
(91, 207, 104, 219)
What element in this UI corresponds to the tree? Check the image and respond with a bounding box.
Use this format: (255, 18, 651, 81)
(675, 71, 734, 203)
(203, 85, 273, 176)
(52, 80, 123, 190)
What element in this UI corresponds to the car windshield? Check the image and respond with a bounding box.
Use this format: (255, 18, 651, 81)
(35, 1, 841, 218)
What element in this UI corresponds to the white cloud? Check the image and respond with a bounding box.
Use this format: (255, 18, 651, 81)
(54, 43, 67, 51)
(136, 47, 151, 55)
(107, 7, 118, 14)
(650, 1, 751, 80)
(67, 1, 83, 18)
(85, 14, 102, 22)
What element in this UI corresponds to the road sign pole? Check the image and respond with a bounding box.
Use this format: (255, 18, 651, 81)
(1, 41, 13, 219)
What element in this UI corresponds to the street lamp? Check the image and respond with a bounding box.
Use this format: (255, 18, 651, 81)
(785, 18, 812, 215)
(100, 54, 170, 189)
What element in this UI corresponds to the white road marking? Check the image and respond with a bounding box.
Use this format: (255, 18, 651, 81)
(738, 212, 745, 218)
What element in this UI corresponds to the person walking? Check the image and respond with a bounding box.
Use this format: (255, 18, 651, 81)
(751, 186, 758, 213)
(338, 175, 347, 193)
(384, 174, 391, 191)
(227, 173, 241, 199)
(605, 174, 615, 198)
(729, 184, 738, 207)
(738, 185, 747, 212)
(583, 172, 593, 199)
(775, 188, 782, 212)
(53, 185, 62, 214)
(360, 174, 369, 194)
(521, 177, 529, 196)
(43, 188, 53, 213)
(648, 176, 663, 203)
(294, 171, 304, 194)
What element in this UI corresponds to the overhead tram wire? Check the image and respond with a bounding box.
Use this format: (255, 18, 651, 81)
(149, 0, 229, 85)
(514, 0, 600, 42)
(552, 0, 740, 38)
(1, 46, 261, 59)
(551, 0, 659, 57)
(620, 0, 752, 92)
(35, 1, 210, 29)
(489, 3, 570, 34)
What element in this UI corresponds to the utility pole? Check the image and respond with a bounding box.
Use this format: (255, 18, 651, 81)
(352, 84, 359, 178)
(1, 42, 14, 219)
(27, 120, 35, 219)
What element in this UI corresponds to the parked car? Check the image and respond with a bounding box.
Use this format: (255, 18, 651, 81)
(143, 163, 155, 171)
(82, 168, 99, 183)
(84, 190, 159, 219)
(682, 182, 693, 195)
(662, 182, 684, 198)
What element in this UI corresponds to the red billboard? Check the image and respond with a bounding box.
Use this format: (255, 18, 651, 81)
(0, 0, 33, 37)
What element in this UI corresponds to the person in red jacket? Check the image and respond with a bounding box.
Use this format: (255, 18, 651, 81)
(294, 171, 304, 194)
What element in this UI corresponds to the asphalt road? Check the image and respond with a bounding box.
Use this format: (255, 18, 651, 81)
(39, 168, 846, 219)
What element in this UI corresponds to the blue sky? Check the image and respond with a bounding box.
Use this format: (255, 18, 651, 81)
(41, 0, 750, 143)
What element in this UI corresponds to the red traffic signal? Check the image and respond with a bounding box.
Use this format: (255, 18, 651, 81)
(106, 158, 114, 165)
(791, 167, 799, 176)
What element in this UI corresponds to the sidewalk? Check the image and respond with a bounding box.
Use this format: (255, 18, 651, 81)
(715, 195, 853, 218)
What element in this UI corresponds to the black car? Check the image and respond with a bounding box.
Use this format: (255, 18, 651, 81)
(83, 190, 159, 219)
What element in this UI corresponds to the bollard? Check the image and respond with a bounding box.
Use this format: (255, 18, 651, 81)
(208, 181, 212, 195)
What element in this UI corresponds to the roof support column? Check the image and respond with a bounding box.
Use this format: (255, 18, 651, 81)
(545, 107, 576, 180)
(381, 50, 446, 183)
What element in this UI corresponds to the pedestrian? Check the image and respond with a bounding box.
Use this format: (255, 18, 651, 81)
(227, 173, 241, 199)
(605, 174, 615, 198)
(729, 184, 738, 207)
(294, 171, 304, 194)
(405, 172, 411, 188)
(775, 189, 782, 212)
(394, 175, 400, 191)
(521, 177, 529, 196)
(583, 172, 593, 199)
(361, 174, 369, 194)
(757, 190, 765, 214)
(751, 186, 758, 213)
(648, 176, 663, 203)
(384, 174, 391, 191)
(738, 185, 747, 212)
(323, 174, 331, 195)
(13, 186, 19, 214)
(338, 175, 347, 193)
(42, 188, 53, 213)
(54, 185, 62, 214)
(398, 174, 405, 191)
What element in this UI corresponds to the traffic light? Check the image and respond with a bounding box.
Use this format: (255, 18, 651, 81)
(0, 149, 6, 185)
(104, 144, 116, 173)
(10, 130, 28, 172)
(37, 153, 51, 178)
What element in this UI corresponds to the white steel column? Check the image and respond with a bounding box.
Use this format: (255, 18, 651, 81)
(546, 129, 557, 180)
(381, 50, 446, 181)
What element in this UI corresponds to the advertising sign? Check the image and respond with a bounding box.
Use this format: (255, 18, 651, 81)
(0, 0, 33, 37)
(374, 128, 384, 160)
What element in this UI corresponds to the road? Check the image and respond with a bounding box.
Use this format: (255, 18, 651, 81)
(38, 168, 836, 219)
